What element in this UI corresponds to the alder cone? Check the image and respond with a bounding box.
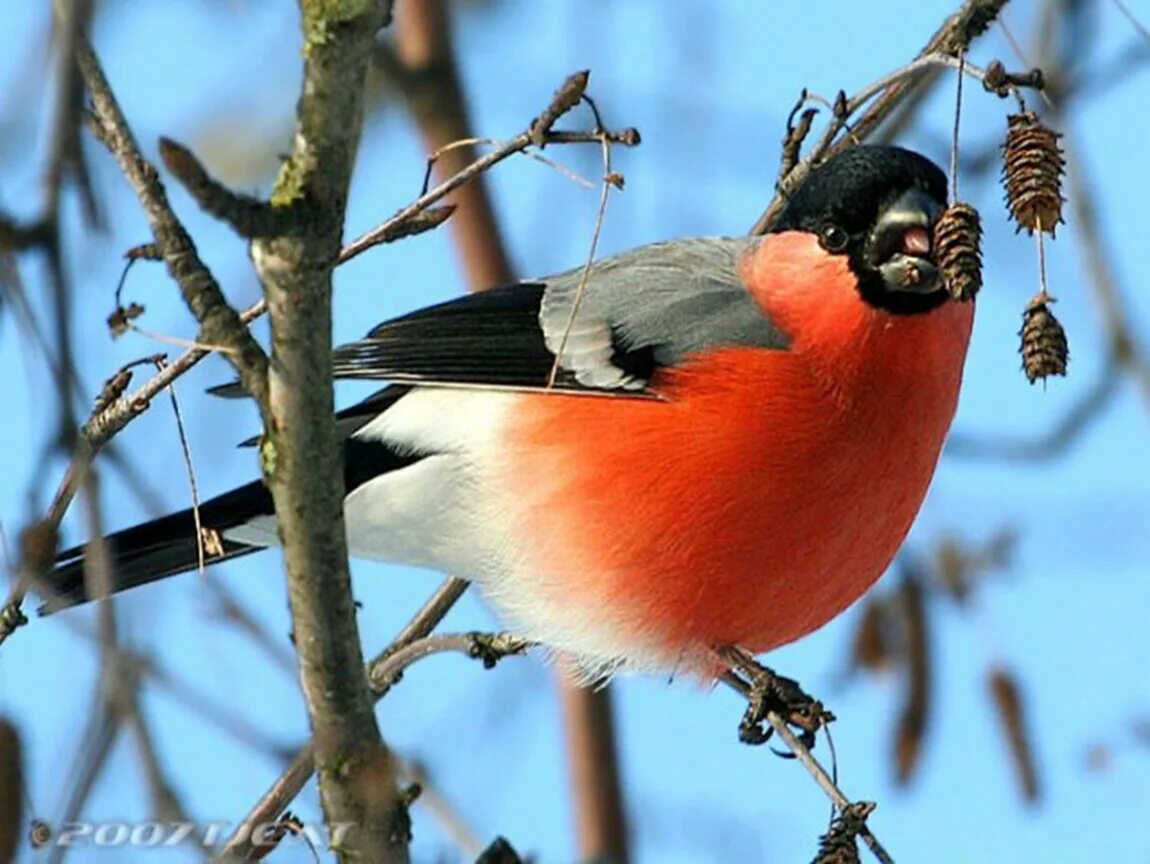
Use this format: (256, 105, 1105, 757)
(1020, 293, 1069, 383)
(934, 202, 983, 301)
(1002, 111, 1065, 235)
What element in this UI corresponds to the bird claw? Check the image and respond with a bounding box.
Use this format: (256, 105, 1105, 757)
(732, 657, 835, 749)
(467, 632, 533, 669)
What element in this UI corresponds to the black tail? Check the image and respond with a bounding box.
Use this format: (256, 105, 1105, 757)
(43, 385, 420, 613)
(42, 481, 274, 613)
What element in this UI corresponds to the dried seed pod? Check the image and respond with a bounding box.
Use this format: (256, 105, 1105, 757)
(850, 597, 893, 673)
(934, 537, 971, 604)
(812, 826, 860, 864)
(107, 302, 145, 338)
(1002, 112, 1065, 235)
(893, 571, 929, 785)
(811, 802, 875, 864)
(28, 819, 52, 849)
(200, 526, 226, 559)
(989, 667, 1040, 803)
(1020, 293, 1069, 383)
(933, 202, 983, 301)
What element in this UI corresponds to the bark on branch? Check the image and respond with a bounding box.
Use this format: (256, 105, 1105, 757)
(245, 2, 408, 861)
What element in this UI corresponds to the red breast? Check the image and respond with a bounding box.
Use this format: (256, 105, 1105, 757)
(498, 231, 974, 661)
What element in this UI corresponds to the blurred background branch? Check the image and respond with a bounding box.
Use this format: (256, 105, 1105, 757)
(385, 4, 631, 860)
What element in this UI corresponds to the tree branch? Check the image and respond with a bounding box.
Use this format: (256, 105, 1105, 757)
(389, 8, 632, 859)
(1, 66, 606, 642)
(559, 678, 630, 863)
(750, 0, 1010, 234)
(719, 661, 894, 864)
(390, 0, 514, 286)
(217, 576, 469, 861)
(77, 40, 270, 405)
(243, 2, 405, 861)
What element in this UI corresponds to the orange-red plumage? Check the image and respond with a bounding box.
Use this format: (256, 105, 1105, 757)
(501, 232, 973, 661)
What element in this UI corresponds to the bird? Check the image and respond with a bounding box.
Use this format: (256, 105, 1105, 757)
(44, 145, 974, 680)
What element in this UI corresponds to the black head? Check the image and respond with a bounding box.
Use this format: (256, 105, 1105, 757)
(772, 145, 950, 315)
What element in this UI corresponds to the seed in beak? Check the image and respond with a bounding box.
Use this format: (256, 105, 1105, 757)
(901, 226, 931, 257)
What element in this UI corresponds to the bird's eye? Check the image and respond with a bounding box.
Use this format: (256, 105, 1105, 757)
(820, 224, 849, 253)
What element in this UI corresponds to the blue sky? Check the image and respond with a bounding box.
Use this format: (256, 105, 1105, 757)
(1, 2, 1148, 862)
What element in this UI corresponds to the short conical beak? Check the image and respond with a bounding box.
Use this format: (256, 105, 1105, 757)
(866, 188, 943, 295)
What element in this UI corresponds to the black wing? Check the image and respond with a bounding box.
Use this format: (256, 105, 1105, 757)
(331, 284, 591, 389)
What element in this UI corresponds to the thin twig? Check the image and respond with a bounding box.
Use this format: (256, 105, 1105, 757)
(1111, 0, 1150, 42)
(202, 575, 298, 677)
(395, 758, 485, 860)
(157, 359, 207, 576)
(123, 326, 240, 355)
(750, 0, 1011, 234)
(217, 576, 470, 861)
(157, 137, 297, 238)
(777, 95, 819, 187)
(547, 96, 618, 389)
(340, 121, 638, 263)
(719, 672, 894, 864)
(950, 54, 965, 201)
(78, 39, 270, 403)
(39, 0, 96, 448)
(45, 697, 119, 864)
(368, 632, 531, 693)
(1, 81, 551, 636)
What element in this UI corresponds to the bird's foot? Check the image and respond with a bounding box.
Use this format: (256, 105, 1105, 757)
(467, 632, 533, 669)
(720, 646, 835, 749)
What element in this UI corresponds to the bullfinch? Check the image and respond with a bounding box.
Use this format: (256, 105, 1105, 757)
(44, 145, 974, 679)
